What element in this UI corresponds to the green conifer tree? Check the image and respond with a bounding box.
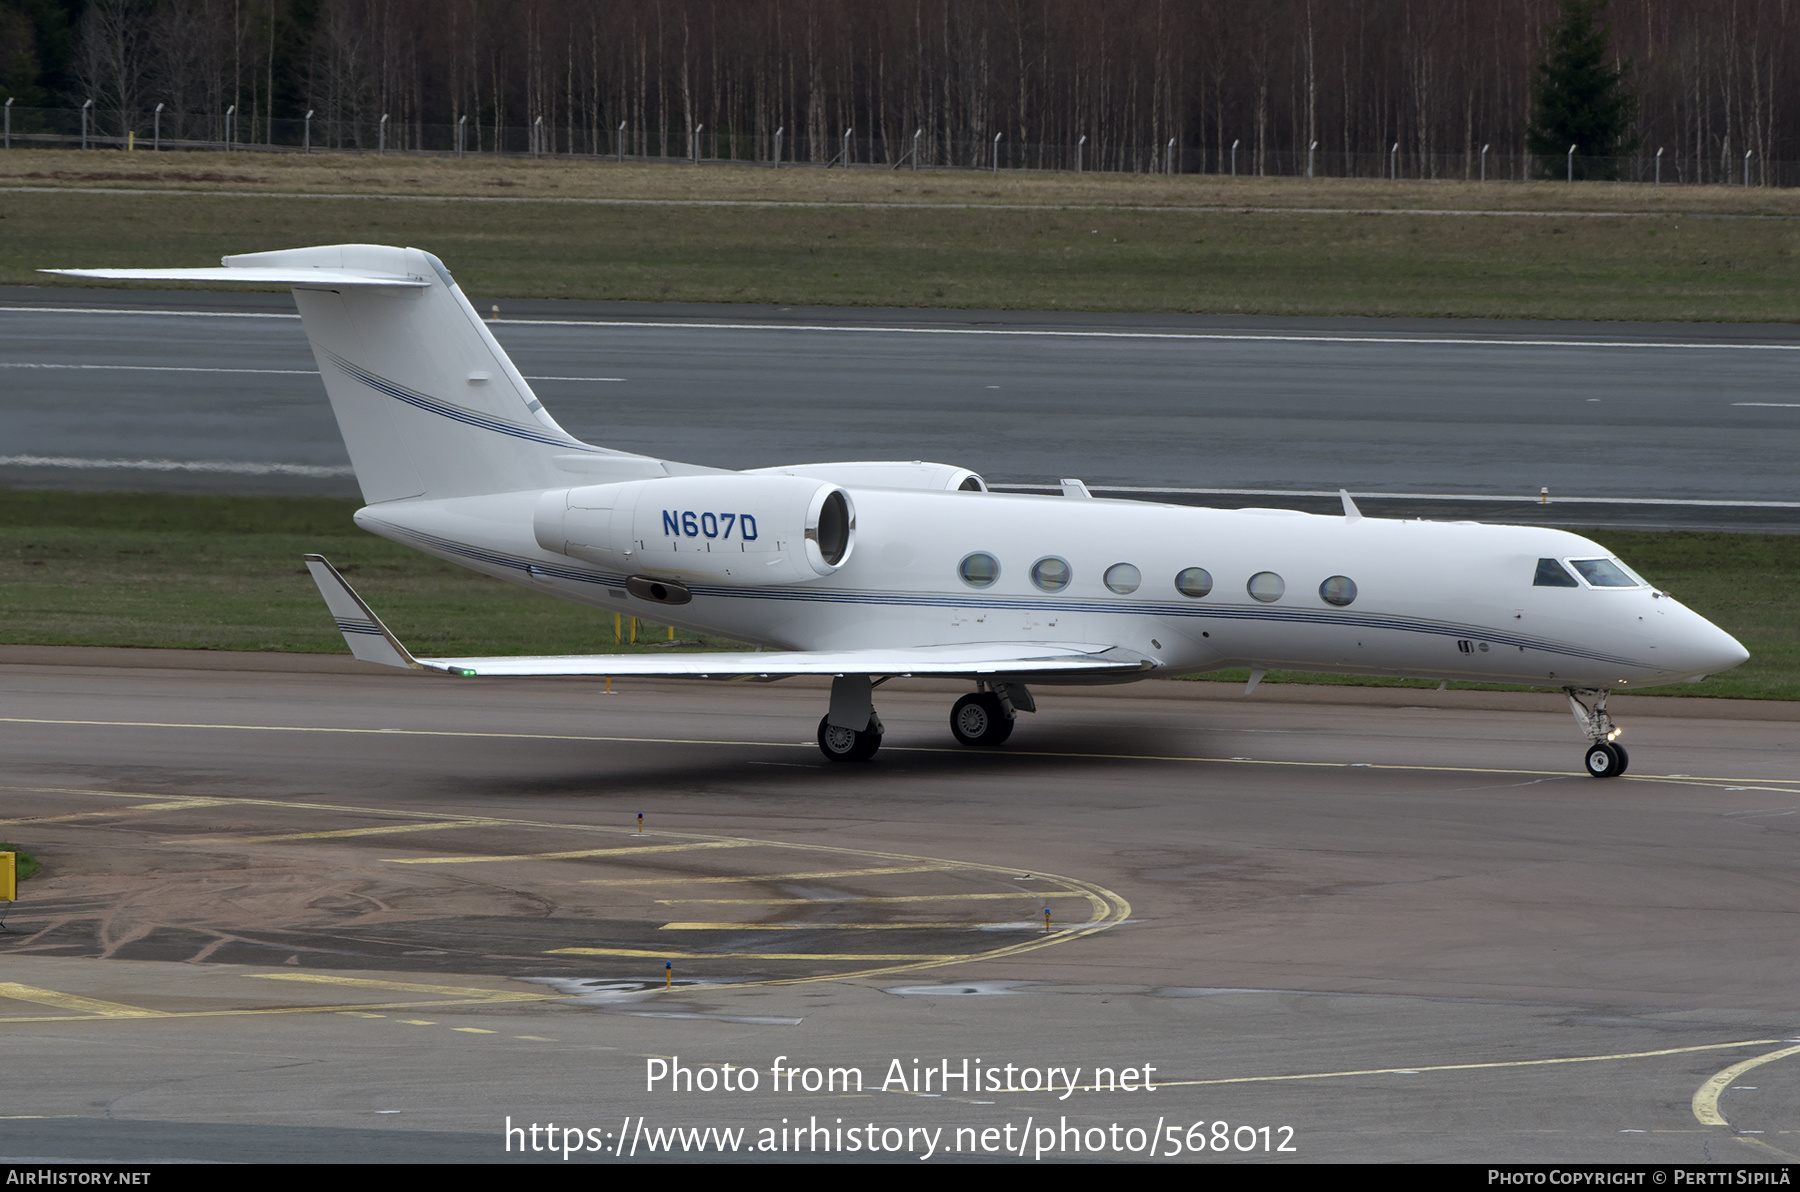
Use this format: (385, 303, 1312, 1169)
(1526, 0, 1638, 180)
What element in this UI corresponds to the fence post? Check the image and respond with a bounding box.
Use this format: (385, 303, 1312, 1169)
(1655, 146, 1662, 184)
(1077, 133, 1085, 173)
(455, 114, 464, 157)
(223, 103, 233, 151)
(1307, 139, 1316, 178)
(82, 98, 92, 149)
(1745, 148, 1754, 187)
(772, 125, 782, 167)
(618, 121, 627, 162)
(1566, 144, 1575, 182)
(913, 127, 921, 170)
(1166, 137, 1175, 175)
(532, 116, 542, 158)
(1480, 143, 1488, 181)
(692, 123, 703, 163)
(3, 97, 10, 150)
(1389, 141, 1397, 180)
(1230, 138, 1239, 176)
(153, 102, 163, 151)
(843, 126, 852, 167)
(378, 113, 389, 154)
(993, 131, 1002, 171)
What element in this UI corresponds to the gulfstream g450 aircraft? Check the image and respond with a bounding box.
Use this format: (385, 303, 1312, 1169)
(50, 245, 1749, 776)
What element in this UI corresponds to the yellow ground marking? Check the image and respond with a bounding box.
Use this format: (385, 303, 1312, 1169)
(0, 995, 564, 1024)
(0, 785, 1129, 991)
(661, 921, 1067, 931)
(400, 1019, 437, 1025)
(388, 840, 758, 864)
(454, 1028, 496, 1034)
(248, 973, 538, 1001)
(0, 798, 229, 827)
(584, 865, 955, 886)
(6, 716, 1797, 786)
(1735, 1135, 1800, 1161)
(1141, 1039, 1786, 1091)
(0, 983, 167, 1018)
(198, 820, 502, 843)
(549, 947, 969, 961)
(656, 891, 1094, 905)
(1691, 1041, 1800, 1127)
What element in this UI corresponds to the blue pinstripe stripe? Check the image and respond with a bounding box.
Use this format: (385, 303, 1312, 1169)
(368, 523, 1643, 669)
(322, 350, 604, 454)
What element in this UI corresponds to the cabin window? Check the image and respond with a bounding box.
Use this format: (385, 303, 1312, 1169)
(1174, 567, 1213, 598)
(1319, 575, 1357, 606)
(1534, 558, 1580, 588)
(1248, 571, 1286, 602)
(1569, 558, 1639, 588)
(1104, 563, 1141, 594)
(959, 552, 1000, 588)
(1031, 556, 1072, 592)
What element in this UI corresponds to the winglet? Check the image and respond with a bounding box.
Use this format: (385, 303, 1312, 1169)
(302, 554, 438, 672)
(1059, 478, 1093, 499)
(1245, 668, 1267, 695)
(1339, 489, 1363, 521)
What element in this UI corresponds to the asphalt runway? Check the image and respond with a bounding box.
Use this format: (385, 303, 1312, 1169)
(3, 651, 1798, 1163)
(4, 287, 1799, 530)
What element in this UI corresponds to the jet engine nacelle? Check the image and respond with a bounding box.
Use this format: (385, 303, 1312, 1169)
(533, 473, 856, 585)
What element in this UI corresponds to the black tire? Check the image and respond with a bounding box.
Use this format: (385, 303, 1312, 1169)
(818, 715, 881, 762)
(950, 693, 1012, 747)
(1610, 743, 1629, 776)
(1583, 741, 1623, 778)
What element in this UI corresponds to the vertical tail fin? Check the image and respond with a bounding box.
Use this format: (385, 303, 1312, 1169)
(49, 244, 669, 503)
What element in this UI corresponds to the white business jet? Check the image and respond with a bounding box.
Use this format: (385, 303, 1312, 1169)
(49, 245, 1749, 776)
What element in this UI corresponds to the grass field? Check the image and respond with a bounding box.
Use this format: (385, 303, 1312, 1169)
(2, 490, 1793, 699)
(8, 149, 1800, 320)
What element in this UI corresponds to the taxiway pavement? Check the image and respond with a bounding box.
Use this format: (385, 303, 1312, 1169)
(2, 652, 1797, 1162)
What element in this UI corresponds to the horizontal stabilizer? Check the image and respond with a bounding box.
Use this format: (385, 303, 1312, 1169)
(42, 267, 427, 288)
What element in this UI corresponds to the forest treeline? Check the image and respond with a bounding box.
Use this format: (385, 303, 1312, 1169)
(0, 0, 1792, 180)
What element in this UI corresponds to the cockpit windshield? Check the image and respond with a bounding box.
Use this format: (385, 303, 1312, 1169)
(1534, 558, 1579, 587)
(1567, 558, 1641, 588)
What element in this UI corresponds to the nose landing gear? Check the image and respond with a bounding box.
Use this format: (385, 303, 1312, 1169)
(1567, 687, 1629, 778)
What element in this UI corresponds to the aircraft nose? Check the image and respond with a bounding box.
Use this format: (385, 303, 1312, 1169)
(1671, 611, 1749, 678)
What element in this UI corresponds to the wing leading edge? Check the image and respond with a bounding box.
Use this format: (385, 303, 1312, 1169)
(303, 555, 1151, 680)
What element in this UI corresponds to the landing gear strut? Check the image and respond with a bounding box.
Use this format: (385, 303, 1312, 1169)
(818, 673, 883, 763)
(1566, 687, 1629, 778)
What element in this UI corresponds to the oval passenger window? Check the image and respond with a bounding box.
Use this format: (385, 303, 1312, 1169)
(1174, 567, 1213, 598)
(1319, 576, 1357, 606)
(1247, 571, 1286, 602)
(1031, 557, 1072, 592)
(959, 552, 1000, 588)
(1104, 562, 1141, 594)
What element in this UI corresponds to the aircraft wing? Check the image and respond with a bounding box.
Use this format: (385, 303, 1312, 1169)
(304, 555, 1150, 680)
(43, 267, 428, 288)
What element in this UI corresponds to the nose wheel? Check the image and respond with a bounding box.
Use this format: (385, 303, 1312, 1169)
(1567, 688, 1629, 778)
(1583, 740, 1629, 778)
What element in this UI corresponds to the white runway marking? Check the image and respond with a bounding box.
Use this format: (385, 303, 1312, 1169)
(0, 455, 353, 477)
(6, 305, 1800, 352)
(0, 360, 622, 382)
(1732, 402, 1800, 407)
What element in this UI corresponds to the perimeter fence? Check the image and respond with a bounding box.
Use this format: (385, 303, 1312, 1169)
(3, 103, 1788, 187)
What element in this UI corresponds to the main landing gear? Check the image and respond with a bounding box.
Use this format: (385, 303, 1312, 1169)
(1566, 687, 1629, 778)
(813, 676, 1037, 762)
(951, 682, 1033, 748)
